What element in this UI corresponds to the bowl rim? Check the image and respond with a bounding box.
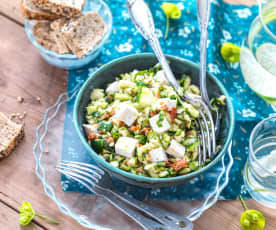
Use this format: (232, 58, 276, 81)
(73, 53, 235, 183)
(24, 0, 113, 60)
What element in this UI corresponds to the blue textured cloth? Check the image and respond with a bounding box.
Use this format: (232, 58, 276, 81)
(61, 0, 275, 200)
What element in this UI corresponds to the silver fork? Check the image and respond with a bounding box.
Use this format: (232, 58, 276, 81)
(197, 0, 220, 135)
(56, 161, 193, 230)
(126, 0, 216, 165)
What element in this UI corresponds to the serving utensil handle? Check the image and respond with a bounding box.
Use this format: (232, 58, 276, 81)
(109, 188, 193, 230)
(94, 187, 166, 230)
(126, 0, 181, 92)
(197, 0, 213, 108)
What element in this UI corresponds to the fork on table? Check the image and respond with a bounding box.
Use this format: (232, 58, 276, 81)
(56, 160, 193, 230)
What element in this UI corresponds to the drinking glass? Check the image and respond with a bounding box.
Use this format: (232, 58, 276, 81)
(243, 115, 276, 209)
(240, 0, 276, 110)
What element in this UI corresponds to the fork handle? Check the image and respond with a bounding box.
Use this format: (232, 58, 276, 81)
(197, 0, 214, 109)
(109, 189, 193, 230)
(95, 187, 167, 230)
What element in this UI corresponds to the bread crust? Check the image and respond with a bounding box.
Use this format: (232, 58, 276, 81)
(21, 0, 60, 20)
(31, 0, 87, 18)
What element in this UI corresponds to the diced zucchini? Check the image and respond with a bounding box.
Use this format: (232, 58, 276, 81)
(175, 129, 182, 136)
(86, 105, 97, 115)
(128, 157, 138, 167)
(180, 75, 191, 90)
(110, 161, 119, 168)
(159, 170, 169, 178)
(120, 160, 131, 171)
(118, 127, 130, 137)
(98, 121, 113, 132)
(114, 93, 132, 101)
(135, 135, 147, 144)
(137, 87, 155, 107)
(90, 139, 104, 153)
(183, 103, 199, 118)
(111, 130, 120, 141)
(90, 89, 105, 100)
(189, 161, 199, 171)
(178, 167, 191, 174)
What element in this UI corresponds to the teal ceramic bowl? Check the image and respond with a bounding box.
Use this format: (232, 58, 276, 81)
(74, 53, 235, 188)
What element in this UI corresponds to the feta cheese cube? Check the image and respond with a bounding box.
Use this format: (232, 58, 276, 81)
(149, 113, 171, 133)
(154, 70, 168, 83)
(116, 104, 138, 126)
(83, 124, 98, 136)
(149, 147, 168, 162)
(156, 98, 177, 111)
(166, 140, 186, 158)
(106, 82, 120, 94)
(115, 137, 138, 158)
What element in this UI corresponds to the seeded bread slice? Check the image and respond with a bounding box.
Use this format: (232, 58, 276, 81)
(0, 113, 24, 160)
(50, 18, 71, 54)
(31, 0, 87, 18)
(61, 12, 106, 58)
(33, 21, 59, 53)
(21, 0, 60, 20)
(33, 21, 71, 54)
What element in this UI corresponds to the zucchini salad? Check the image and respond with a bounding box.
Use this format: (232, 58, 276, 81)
(84, 65, 225, 178)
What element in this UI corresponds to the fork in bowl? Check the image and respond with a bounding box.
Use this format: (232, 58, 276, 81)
(127, 0, 218, 166)
(56, 160, 193, 230)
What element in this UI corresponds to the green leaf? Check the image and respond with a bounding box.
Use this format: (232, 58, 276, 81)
(136, 81, 150, 88)
(136, 87, 143, 102)
(135, 134, 147, 144)
(112, 130, 120, 141)
(157, 111, 165, 127)
(221, 42, 241, 63)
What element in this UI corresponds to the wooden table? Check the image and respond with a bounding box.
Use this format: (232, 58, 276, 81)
(0, 0, 275, 229)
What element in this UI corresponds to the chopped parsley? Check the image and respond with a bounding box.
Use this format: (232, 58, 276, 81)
(157, 112, 165, 127)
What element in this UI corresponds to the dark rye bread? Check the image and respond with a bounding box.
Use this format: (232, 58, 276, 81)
(0, 113, 24, 160)
(21, 0, 60, 20)
(31, 0, 87, 18)
(61, 12, 106, 58)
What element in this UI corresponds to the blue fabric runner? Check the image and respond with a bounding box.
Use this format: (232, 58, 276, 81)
(61, 0, 275, 200)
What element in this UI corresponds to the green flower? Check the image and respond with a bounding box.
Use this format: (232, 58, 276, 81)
(161, 3, 181, 40)
(239, 195, 265, 230)
(19, 201, 59, 226)
(220, 42, 241, 63)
